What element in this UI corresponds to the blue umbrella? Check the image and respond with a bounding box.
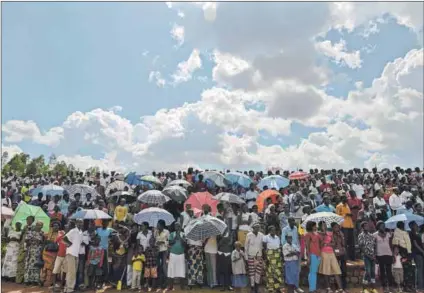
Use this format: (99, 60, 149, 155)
(125, 172, 153, 188)
(30, 184, 64, 199)
(385, 213, 424, 231)
(225, 172, 252, 188)
(258, 175, 290, 190)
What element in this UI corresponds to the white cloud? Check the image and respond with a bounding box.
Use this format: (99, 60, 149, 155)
(170, 24, 185, 46)
(171, 49, 202, 84)
(108, 105, 123, 113)
(2, 120, 63, 146)
(148, 71, 166, 87)
(1, 144, 23, 163)
(315, 39, 362, 69)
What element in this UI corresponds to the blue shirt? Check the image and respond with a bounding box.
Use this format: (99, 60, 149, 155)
(315, 204, 336, 213)
(281, 225, 299, 247)
(96, 228, 112, 250)
(59, 200, 70, 216)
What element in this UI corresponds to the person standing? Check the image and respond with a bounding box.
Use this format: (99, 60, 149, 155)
(336, 196, 355, 260)
(131, 246, 145, 290)
(283, 234, 301, 293)
(263, 225, 283, 293)
(167, 222, 186, 290)
(24, 221, 45, 285)
(358, 221, 378, 293)
(1, 222, 22, 281)
(63, 220, 83, 293)
(217, 228, 233, 291)
(373, 221, 394, 293)
(245, 223, 264, 293)
(231, 241, 248, 292)
(154, 220, 169, 289)
(409, 221, 424, 292)
(304, 221, 322, 293)
(331, 223, 347, 290)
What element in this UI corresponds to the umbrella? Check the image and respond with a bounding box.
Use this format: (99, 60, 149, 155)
(301, 212, 344, 228)
(110, 191, 136, 203)
(213, 192, 245, 205)
(125, 172, 143, 185)
(184, 215, 227, 241)
(70, 209, 112, 220)
(185, 192, 219, 215)
(257, 175, 290, 190)
(289, 171, 310, 181)
(140, 175, 162, 186)
(137, 190, 171, 205)
(1, 206, 14, 220)
(105, 180, 132, 197)
(166, 179, 192, 188)
(30, 184, 64, 199)
(11, 202, 50, 232)
(133, 207, 175, 227)
(256, 190, 280, 212)
(201, 171, 229, 188)
(385, 213, 424, 231)
(162, 186, 188, 202)
(225, 172, 252, 188)
(66, 184, 100, 199)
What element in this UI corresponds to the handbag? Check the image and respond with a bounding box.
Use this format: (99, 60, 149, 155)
(45, 242, 59, 252)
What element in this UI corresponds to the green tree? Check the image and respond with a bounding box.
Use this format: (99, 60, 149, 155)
(53, 161, 69, 176)
(2, 153, 29, 175)
(26, 155, 47, 176)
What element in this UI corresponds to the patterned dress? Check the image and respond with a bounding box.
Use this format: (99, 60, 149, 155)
(265, 248, 283, 292)
(1, 230, 22, 278)
(24, 230, 44, 283)
(187, 245, 204, 286)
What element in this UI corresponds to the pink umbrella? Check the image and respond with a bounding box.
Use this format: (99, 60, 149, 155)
(184, 192, 218, 215)
(289, 171, 310, 181)
(1, 206, 14, 220)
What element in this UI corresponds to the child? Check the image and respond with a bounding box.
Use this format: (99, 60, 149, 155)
(86, 236, 104, 290)
(231, 241, 248, 292)
(392, 246, 403, 293)
(283, 234, 300, 293)
(131, 246, 145, 290)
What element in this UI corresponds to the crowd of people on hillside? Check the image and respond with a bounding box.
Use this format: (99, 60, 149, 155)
(2, 166, 424, 293)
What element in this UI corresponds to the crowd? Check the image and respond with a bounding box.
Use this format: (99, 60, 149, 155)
(1, 166, 424, 293)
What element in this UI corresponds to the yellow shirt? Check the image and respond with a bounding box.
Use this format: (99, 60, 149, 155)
(336, 203, 354, 229)
(132, 254, 145, 271)
(114, 205, 128, 222)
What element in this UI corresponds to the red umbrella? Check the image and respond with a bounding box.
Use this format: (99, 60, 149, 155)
(289, 171, 310, 181)
(184, 192, 218, 215)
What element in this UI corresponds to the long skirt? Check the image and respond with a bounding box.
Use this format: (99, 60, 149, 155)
(144, 248, 158, 279)
(24, 245, 43, 283)
(285, 260, 300, 287)
(2, 241, 20, 278)
(167, 253, 186, 278)
(247, 256, 264, 286)
(40, 250, 58, 286)
(187, 245, 204, 286)
(205, 253, 218, 287)
(265, 249, 283, 292)
(15, 244, 26, 283)
(111, 254, 127, 284)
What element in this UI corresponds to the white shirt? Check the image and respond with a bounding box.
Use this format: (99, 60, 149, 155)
(47, 201, 57, 213)
(250, 212, 259, 227)
(352, 184, 365, 199)
(180, 211, 191, 229)
(263, 234, 281, 250)
(66, 227, 83, 257)
(245, 232, 264, 257)
(389, 194, 403, 210)
(136, 231, 152, 250)
(401, 191, 413, 203)
(244, 190, 258, 209)
(187, 238, 203, 246)
(204, 236, 218, 254)
(79, 231, 90, 254)
(373, 197, 386, 214)
(374, 183, 382, 191)
(393, 255, 402, 268)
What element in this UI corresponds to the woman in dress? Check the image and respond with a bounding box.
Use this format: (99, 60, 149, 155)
(263, 225, 283, 293)
(24, 221, 45, 285)
(187, 235, 204, 289)
(15, 216, 35, 284)
(110, 225, 129, 287)
(40, 221, 60, 287)
(217, 228, 233, 291)
(1, 222, 23, 281)
(318, 221, 345, 293)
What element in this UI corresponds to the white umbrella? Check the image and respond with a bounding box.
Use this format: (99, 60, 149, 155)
(213, 192, 245, 205)
(69, 209, 112, 220)
(301, 212, 344, 228)
(166, 179, 192, 188)
(66, 184, 100, 200)
(105, 180, 132, 197)
(202, 171, 229, 187)
(162, 185, 188, 202)
(137, 190, 171, 205)
(184, 215, 227, 241)
(133, 207, 175, 227)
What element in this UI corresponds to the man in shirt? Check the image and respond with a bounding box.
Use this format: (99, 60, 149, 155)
(389, 188, 403, 213)
(245, 183, 259, 211)
(155, 220, 169, 288)
(114, 198, 128, 223)
(351, 178, 365, 199)
(336, 196, 355, 260)
(245, 223, 264, 293)
(281, 217, 299, 247)
(315, 196, 335, 213)
(63, 220, 84, 293)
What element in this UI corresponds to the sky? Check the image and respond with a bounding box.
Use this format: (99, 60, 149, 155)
(1, 2, 423, 173)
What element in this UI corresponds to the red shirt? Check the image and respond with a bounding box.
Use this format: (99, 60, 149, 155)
(347, 197, 362, 222)
(56, 231, 67, 257)
(319, 183, 332, 193)
(305, 232, 321, 256)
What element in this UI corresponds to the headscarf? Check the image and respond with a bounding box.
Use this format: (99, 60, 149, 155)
(265, 203, 275, 215)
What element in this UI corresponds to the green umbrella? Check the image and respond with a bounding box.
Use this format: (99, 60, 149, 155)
(11, 202, 51, 232)
(140, 175, 162, 186)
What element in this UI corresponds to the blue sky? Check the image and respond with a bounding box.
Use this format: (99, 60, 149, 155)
(2, 2, 423, 172)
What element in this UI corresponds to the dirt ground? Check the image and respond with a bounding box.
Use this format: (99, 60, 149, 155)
(1, 282, 378, 293)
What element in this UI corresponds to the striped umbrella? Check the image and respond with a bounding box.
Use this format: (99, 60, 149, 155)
(162, 185, 188, 202)
(166, 179, 192, 188)
(301, 212, 344, 228)
(289, 171, 310, 181)
(184, 215, 227, 241)
(213, 192, 245, 205)
(66, 184, 100, 200)
(257, 175, 290, 190)
(105, 180, 132, 197)
(137, 190, 171, 205)
(70, 209, 112, 220)
(133, 207, 175, 227)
